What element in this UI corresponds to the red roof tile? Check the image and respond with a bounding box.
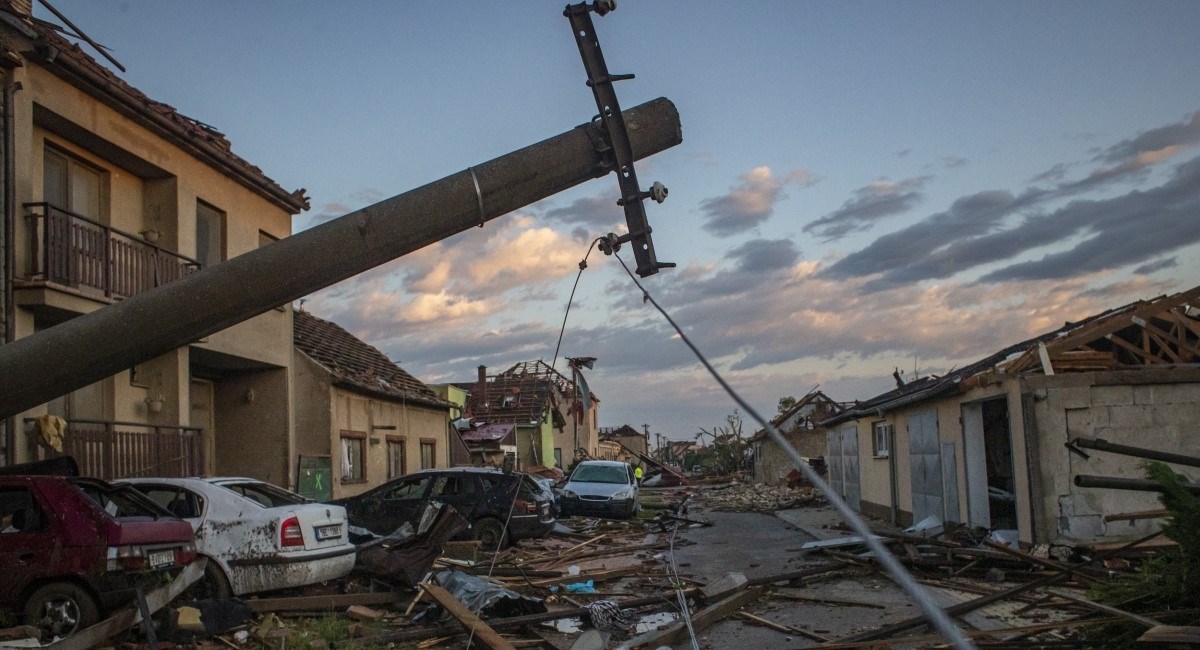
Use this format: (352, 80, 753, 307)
(293, 310, 450, 409)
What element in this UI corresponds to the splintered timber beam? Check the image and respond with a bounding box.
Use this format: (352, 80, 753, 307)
(419, 583, 515, 650)
(0, 99, 682, 419)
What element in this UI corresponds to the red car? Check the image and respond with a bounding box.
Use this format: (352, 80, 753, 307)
(0, 475, 196, 639)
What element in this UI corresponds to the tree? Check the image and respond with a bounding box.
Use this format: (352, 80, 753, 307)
(777, 396, 797, 415)
(694, 410, 749, 475)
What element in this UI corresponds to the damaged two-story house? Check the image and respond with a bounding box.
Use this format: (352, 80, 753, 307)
(822, 285, 1200, 547)
(0, 1, 308, 484)
(459, 361, 599, 471)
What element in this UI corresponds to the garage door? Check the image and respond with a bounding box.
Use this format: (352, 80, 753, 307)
(827, 425, 861, 512)
(908, 409, 943, 524)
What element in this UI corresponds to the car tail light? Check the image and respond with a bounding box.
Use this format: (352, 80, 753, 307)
(514, 499, 537, 514)
(106, 545, 147, 572)
(176, 541, 198, 565)
(280, 516, 304, 547)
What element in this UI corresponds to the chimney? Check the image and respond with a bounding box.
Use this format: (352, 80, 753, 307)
(477, 365, 488, 408)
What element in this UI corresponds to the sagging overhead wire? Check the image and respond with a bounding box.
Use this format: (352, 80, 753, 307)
(608, 251, 977, 650)
(551, 237, 602, 372)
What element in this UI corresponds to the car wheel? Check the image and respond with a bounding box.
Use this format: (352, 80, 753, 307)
(186, 560, 233, 601)
(24, 582, 99, 639)
(473, 517, 509, 550)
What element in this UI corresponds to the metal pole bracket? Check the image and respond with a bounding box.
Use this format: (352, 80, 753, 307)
(565, 1, 675, 277)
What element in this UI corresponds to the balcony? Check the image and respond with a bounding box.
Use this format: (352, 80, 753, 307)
(23, 203, 200, 301)
(27, 418, 205, 480)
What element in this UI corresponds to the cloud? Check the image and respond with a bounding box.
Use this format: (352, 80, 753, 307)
(803, 176, 930, 241)
(979, 156, 1200, 282)
(1030, 162, 1071, 184)
(728, 238, 800, 273)
(942, 156, 968, 169)
(698, 166, 816, 237)
(543, 194, 623, 231)
(303, 201, 353, 228)
(1133, 257, 1178, 275)
(821, 189, 1016, 283)
(1098, 110, 1200, 164)
(895, 149, 912, 158)
(821, 111, 1200, 288)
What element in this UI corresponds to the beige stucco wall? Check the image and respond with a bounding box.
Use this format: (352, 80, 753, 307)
(1023, 369, 1200, 545)
(853, 380, 1031, 540)
(8, 61, 298, 472)
(329, 387, 449, 499)
(211, 367, 290, 485)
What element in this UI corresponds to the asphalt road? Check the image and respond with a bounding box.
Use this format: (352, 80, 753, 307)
(664, 506, 924, 649)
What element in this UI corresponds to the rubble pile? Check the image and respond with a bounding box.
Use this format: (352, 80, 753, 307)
(701, 480, 823, 513)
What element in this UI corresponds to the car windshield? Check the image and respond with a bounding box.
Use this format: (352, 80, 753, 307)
(74, 480, 167, 518)
(571, 465, 629, 485)
(220, 481, 308, 508)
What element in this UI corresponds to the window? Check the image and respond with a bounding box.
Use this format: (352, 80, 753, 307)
(131, 485, 205, 518)
(554, 448, 563, 469)
(0, 487, 46, 533)
(873, 421, 893, 458)
(431, 475, 477, 498)
(220, 481, 306, 507)
(195, 200, 225, 267)
(383, 477, 429, 501)
(387, 436, 406, 479)
(44, 146, 102, 219)
(340, 431, 366, 482)
(420, 439, 437, 470)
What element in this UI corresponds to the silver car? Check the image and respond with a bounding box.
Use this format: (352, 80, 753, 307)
(558, 460, 639, 519)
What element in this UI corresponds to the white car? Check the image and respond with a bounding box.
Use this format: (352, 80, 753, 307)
(119, 477, 355, 597)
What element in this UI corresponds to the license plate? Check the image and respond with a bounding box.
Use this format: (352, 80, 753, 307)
(315, 524, 341, 541)
(148, 549, 174, 568)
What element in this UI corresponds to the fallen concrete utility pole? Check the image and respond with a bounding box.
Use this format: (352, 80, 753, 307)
(0, 99, 681, 419)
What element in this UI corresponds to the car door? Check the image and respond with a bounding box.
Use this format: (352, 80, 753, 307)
(428, 473, 483, 522)
(358, 476, 432, 535)
(0, 484, 57, 604)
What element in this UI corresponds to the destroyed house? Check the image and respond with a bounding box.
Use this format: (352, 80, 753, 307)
(822, 285, 1200, 547)
(462, 361, 598, 470)
(0, 1, 309, 485)
(598, 424, 648, 462)
(749, 390, 847, 485)
(292, 310, 453, 499)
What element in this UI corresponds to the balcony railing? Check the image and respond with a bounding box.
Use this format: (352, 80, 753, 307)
(27, 418, 205, 480)
(24, 203, 201, 300)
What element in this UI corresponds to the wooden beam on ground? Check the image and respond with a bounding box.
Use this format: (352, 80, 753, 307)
(246, 592, 403, 613)
(626, 586, 764, 648)
(419, 582, 516, 650)
(1137, 626, 1200, 647)
(738, 611, 831, 642)
(44, 559, 206, 650)
(1104, 509, 1169, 522)
(1043, 588, 1161, 628)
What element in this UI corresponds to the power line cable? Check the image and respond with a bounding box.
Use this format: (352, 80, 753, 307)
(609, 251, 976, 650)
(551, 237, 601, 372)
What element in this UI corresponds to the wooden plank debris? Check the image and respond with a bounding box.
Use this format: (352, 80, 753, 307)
(1043, 588, 1161, 628)
(1137, 626, 1200, 647)
(419, 582, 517, 650)
(246, 591, 402, 613)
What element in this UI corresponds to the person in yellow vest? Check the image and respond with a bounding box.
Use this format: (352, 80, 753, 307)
(633, 464, 644, 485)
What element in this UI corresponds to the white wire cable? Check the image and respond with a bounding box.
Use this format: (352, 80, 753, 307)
(611, 252, 976, 650)
(667, 520, 701, 650)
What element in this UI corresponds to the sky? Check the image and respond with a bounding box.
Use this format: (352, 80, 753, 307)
(40, 1, 1200, 442)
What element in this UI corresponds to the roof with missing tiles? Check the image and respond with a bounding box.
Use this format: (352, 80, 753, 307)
(3, 6, 308, 213)
(293, 309, 450, 410)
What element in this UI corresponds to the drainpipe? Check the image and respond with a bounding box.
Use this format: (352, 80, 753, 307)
(2, 79, 19, 464)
